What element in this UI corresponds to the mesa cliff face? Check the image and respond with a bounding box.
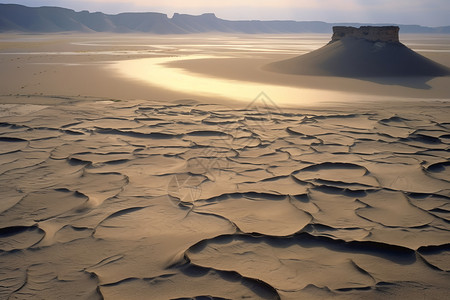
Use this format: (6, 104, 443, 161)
(331, 26, 400, 43)
(2, 4, 450, 34)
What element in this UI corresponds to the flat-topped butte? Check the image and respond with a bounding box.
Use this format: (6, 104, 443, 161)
(331, 26, 400, 43)
(266, 25, 450, 77)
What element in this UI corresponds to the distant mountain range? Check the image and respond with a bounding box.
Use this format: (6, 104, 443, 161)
(1, 4, 449, 34)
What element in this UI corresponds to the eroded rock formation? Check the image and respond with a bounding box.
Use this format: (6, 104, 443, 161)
(331, 26, 400, 43)
(266, 25, 450, 78)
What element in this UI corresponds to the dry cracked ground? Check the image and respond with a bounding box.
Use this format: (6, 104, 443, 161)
(0, 96, 449, 299)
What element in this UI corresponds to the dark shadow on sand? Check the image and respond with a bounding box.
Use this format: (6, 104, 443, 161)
(361, 76, 438, 89)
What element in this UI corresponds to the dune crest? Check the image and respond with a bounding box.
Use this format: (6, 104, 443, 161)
(266, 26, 450, 78)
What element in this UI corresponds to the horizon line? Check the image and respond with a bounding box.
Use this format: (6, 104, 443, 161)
(2, 3, 450, 28)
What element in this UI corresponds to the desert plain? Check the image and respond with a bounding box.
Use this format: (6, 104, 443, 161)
(0, 33, 449, 299)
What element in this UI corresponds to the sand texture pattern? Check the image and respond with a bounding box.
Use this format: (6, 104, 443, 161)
(0, 98, 449, 299)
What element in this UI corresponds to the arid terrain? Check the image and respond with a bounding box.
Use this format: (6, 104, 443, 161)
(0, 33, 449, 299)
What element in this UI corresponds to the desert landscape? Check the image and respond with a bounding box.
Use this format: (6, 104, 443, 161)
(1, 4, 450, 300)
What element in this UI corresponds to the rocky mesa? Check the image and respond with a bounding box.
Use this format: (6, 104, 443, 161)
(331, 26, 400, 43)
(265, 26, 450, 78)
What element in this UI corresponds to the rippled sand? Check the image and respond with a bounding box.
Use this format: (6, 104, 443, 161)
(0, 34, 449, 299)
(1, 97, 449, 299)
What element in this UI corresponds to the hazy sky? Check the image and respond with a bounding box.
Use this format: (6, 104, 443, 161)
(1, 0, 449, 26)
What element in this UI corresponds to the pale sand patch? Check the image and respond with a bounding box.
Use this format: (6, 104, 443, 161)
(0, 103, 47, 117)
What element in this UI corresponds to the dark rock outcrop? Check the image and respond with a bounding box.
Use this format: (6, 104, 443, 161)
(331, 26, 399, 43)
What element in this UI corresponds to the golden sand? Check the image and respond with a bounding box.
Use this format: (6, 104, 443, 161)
(0, 33, 449, 299)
